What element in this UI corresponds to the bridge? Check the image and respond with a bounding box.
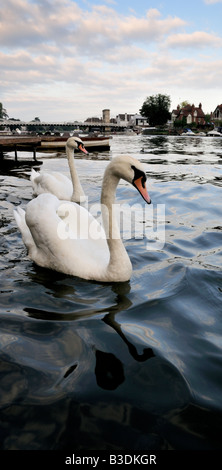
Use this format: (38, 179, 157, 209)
(0, 119, 129, 132)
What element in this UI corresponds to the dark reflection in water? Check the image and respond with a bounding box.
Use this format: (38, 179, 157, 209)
(0, 135, 222, 450)
(95, 350, 125, 390)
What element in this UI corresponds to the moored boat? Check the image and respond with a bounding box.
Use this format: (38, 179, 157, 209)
(0, 134, 111, 154)
(207, 130, 222, 137)
(0, 134, 111, 165)
(40, 135, 111, 151)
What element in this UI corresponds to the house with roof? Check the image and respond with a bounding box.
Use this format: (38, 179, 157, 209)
(129, 113, 149, 127)
(116, 113, 135, 126)
(171, 103, 206, 126)
(171, 106, 180, 122)
(116, 113, 149, 128)
(212, 104, 222, 122)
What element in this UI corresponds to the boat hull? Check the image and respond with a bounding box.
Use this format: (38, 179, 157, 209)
(40, 136, 111, 152)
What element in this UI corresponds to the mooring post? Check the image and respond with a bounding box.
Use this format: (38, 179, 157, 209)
(0, 145, 4, 160)
(33, 146, 37, 161)
(14, 145, 18, 161)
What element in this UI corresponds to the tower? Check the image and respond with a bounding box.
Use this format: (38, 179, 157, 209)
(102, 109, 110, 124)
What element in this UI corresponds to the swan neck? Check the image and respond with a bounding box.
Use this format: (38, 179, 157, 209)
(66, 146, 84, 201)
(101, 167, 132, 281)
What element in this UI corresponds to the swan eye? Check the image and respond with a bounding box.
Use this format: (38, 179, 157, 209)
(131, 165, 146, 187)
(75, 139, 82, 148)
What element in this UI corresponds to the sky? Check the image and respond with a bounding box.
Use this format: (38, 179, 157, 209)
(1, 0, 222, 122)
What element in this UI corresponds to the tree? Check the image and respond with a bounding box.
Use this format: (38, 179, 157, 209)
(0, 102, 8, 119)
(179, 100, 190, 108)
(140, 94, 171, 126)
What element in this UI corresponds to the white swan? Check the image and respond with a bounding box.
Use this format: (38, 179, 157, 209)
(30, 137, 88, 203)
(14, 155, 151, 282)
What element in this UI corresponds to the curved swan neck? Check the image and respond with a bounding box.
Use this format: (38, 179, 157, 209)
(66, 146, 85, 202)
(101, 165, 132, 281)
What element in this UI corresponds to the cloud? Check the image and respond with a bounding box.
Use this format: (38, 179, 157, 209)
(1, 0, 222, 120)
(0, 0, 82, 48)
(204, 0, 222, 4)
(166, 31, 222, 49)
(0, 1, 185, 55)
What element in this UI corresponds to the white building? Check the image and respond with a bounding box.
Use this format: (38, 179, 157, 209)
(116, 113, 149, 127)
(130, 114, 149, 127)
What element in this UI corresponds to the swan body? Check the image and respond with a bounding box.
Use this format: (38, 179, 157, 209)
(14, 155, 151, 282)
(31, 137, 88, 203)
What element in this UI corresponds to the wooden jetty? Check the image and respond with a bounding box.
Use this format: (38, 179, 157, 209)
(0, 134, 111, 164)
(0, 135, 41, 162)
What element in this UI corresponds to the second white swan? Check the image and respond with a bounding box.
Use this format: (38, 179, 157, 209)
(30, 137, 88, 203)
(14, 155, 151, 283)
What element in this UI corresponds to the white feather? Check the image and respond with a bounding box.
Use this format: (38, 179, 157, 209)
(14, 155, 150, 282)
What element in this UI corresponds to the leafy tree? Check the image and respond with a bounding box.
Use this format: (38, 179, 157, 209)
(0, 102, 8, 119)
(204, 114, 211, 124)
(140, 94, 171, 126)
(174, 116, 186, 129)
(179, 100, 190, 108)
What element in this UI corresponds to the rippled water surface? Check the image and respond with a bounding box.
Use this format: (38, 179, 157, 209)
(0, 134, 222, 450)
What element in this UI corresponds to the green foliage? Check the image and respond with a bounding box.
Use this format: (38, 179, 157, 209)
(174, 118, 185, 128)
(0, 103, 4, 119)
(0, 102, 8, 119)
(179, 100, 190, 108)
(204, 114, 211, 123)
(140, 94, 171, 126)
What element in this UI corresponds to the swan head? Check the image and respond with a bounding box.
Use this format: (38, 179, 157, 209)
(66, 136, 88, 155)
(108, 155, 151, 204)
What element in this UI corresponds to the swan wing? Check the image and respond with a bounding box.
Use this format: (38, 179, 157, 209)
(31, 169, 73, 200)
(13, 206, 45, 264)
(18, 194, 109, 280)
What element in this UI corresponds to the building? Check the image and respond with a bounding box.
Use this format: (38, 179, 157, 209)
(116, 113, 149, 128)
(116, 113, 134, 126)
(212, 104, 222, 122)
(171, 106, 180, 122)
(84, 116, 101, 123)
(84, 110, 149, 129)
(129, 114, 149, 127)
(84, 109, 111, 124)
(102, 109, 110, 123)
(172, 103, 205, 126)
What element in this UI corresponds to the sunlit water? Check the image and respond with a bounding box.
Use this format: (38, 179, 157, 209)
(0, 134, 222, 450)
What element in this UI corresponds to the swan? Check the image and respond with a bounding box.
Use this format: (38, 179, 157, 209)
(14, 155, 151, 282)
(30, 137, 88, 203)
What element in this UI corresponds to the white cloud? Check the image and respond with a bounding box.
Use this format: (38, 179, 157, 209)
(166, 31, 222, 49)
(0, 1, 185, 54)
(1, 0, 222, 120)
(204, 0, 222, 4)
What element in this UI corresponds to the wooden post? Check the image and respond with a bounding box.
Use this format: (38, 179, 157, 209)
(0, 145, 3, 160)
(33, 146, 37, 161)
(14, 145, 18, 161)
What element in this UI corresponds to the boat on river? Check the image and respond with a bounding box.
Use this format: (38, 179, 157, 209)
(0, 134, 111, 157)
(0, 134, 111, 166)
(207, 130, 222, 137)
(181, 128, 195, 136)
(39, 135, 111, 151)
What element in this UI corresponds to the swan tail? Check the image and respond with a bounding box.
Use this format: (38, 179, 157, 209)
(30, 168, 40, 183)
(13, 207, 26, 232)
(30, 168, 42, 196)
(13, 207, 36, 255)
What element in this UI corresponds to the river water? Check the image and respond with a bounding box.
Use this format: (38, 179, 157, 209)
(0, 134, 222, 450)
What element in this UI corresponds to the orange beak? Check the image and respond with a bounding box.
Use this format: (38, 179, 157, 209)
(79, 143, 89, 155)
(133, 176, 151, 204)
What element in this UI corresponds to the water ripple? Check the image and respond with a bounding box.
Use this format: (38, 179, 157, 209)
(0, 135, 222, 450)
